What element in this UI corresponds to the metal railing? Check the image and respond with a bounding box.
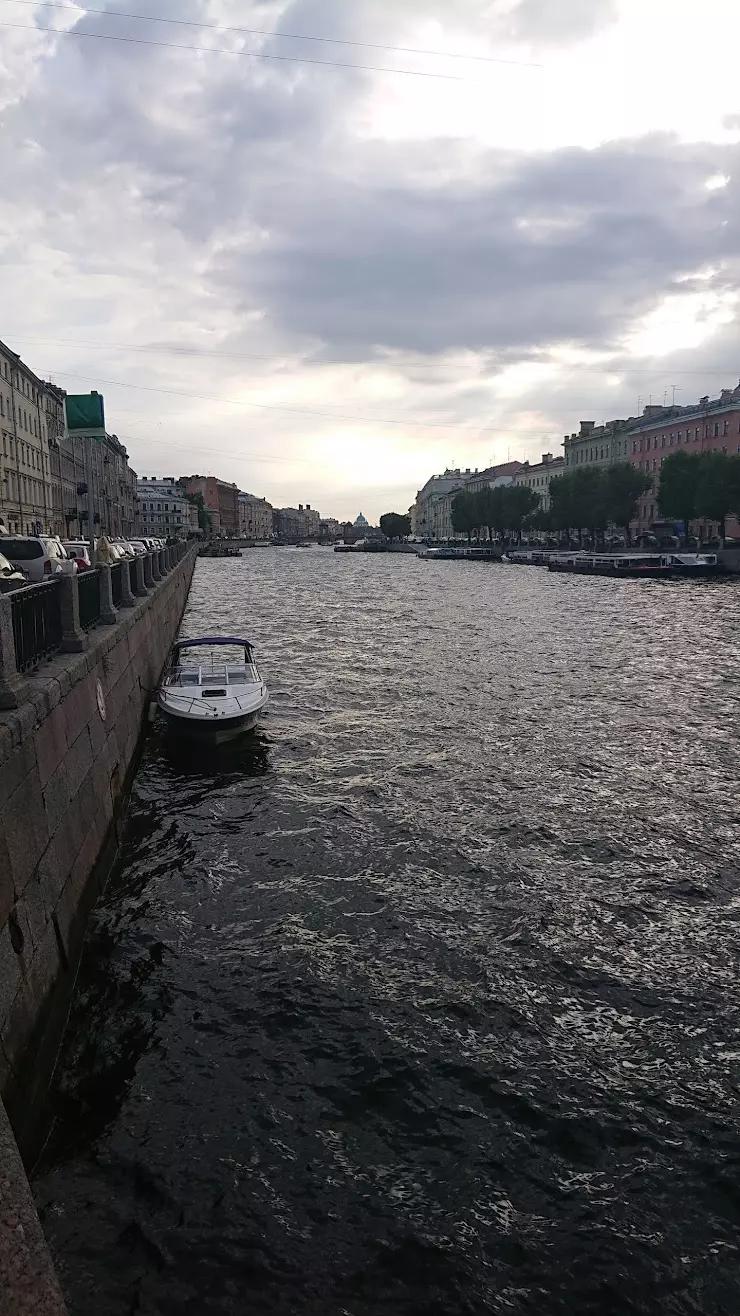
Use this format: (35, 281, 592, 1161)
(10, 580, 63, 673)
(110, 561, 124, 606)
(3, 544, 194, 682)
(77, 568, 101, 631)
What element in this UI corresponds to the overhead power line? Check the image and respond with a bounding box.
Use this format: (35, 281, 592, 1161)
(42, 367, 517, 430)
(0, 19, 507, 81)
(8, 333, 735, 377)
(2, 0, 544, 68)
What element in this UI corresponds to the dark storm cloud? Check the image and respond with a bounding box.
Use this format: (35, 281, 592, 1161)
(1, 0, 737, 384)
(220, 135, 738, 360)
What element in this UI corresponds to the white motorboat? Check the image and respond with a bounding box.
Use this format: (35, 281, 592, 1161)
(157, 637, 268, 744)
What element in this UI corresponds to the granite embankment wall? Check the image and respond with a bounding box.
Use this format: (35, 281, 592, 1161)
(0, 544, 197, 1315)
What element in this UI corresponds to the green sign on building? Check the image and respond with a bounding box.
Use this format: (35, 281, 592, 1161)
(65, 392, 106, 434)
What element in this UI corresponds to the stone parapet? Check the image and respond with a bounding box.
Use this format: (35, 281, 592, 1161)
(0, 542, 197, 1316)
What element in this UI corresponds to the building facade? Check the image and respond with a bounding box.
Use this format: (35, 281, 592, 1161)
(0, 339, 55, 535)
(626, 384, 740, 534)
(319, 517, 342, 540)
(563, 418, 633, 470)
(136, 477, 189, 539)
(0, 348, 137, 539)
(273, 503, 320, 541)
(412, 462, 524, 541)
(61, 391, 137, 539)
(180, 475, 240, 536)
(514, 453, 565, 511)
(238, 491, 273, 540)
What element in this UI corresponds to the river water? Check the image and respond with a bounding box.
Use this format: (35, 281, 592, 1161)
(33, 550, 740, 1315)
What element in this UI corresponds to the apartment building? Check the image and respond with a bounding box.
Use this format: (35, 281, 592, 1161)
(0, 339, 54, 535)
(514, 453, 565, 511)
(273, 503, 320, 540)
(180, 475, 240, 536)
(412, 462, 524, 541)
(563, 418, 634, 470)
(62, 391, 137, 538)
(136, 477, 189, 538)
(626, 383, 740, 531)
(238, 491, 273, 540)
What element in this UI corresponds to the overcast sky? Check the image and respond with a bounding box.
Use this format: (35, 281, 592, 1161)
(1, 0, 738, 521)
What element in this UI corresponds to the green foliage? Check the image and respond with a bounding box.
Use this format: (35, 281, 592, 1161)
(504, 485, 540, 537)
(657, 451, 702, 533)
(184, 490, 212, 532)
(659, 450, 740, 539)
(695, 452, 740, 536)
(451, 490, 478, 541)
(452, 484, 541, 542)
(603, 463, 652, 534)
(380, 512, 411, 541)
(550, 464, 651, 538)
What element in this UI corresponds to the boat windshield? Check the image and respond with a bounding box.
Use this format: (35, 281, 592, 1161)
(168, 645, 259, 687)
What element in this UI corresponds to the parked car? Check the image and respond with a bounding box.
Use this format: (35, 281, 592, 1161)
(0, 551, 28, 593)
(62, 542, 94, 572)
(0, 535, 72, 582)
(127, 540, 148, 555)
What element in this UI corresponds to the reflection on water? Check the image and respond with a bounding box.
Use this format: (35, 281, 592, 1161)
(34, 551, 740, 1315)
(160, 728, 271, 781)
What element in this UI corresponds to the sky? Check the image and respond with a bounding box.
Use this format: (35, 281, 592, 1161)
(0, 0, 738, 522)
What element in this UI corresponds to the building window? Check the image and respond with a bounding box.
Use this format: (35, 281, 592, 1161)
(723, 421, 729, 436)
(695, 428, 700, 442)
(714, 422, 719, 437)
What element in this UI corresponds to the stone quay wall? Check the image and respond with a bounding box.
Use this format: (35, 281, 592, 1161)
(0, 543, 197, 1315)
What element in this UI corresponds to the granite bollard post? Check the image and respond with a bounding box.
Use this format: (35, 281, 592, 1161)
(59, 574, 86, 653)
(0, 594, 24, 709)
(99, 564, 118, 625)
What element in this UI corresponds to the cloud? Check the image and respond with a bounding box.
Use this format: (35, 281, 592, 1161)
(505, 0, 618, 45)
(0, 0, 738, 518)
(226, 134, 738, 361)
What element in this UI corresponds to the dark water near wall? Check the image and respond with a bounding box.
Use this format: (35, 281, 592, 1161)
(34, 551, 740, 1315)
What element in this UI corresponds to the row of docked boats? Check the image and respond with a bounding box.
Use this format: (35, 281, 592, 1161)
(417, 546, 501, 560)
(505, 550, 720, 578)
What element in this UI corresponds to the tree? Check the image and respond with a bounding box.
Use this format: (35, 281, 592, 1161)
(451, 490, 477, 543)
(474, 487, 501, 542)
(695, 452, 740, 540)
(602, 463, 651, 543)
(502, 486, 540, 542)
(549, 469, 609, 544)
(380, 512, 411, 541)
(549, 472, 577, 541)
(658, 452, 702, 543)
(184, 491, 212, 533)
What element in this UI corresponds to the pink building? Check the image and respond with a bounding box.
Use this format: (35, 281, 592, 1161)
(627, 383, 740, 537)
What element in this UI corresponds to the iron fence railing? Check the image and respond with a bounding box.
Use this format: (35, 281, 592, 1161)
(110, 561, 124, 606)
(78, 568, 101, 631)
(10, 579, 63, 673)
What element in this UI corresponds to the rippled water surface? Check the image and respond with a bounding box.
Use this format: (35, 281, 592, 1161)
(34, 550, 740, 1315)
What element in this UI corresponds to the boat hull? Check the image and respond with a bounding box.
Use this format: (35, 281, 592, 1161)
(158, 703, 263, 744)
(548, 560, 672, 579)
